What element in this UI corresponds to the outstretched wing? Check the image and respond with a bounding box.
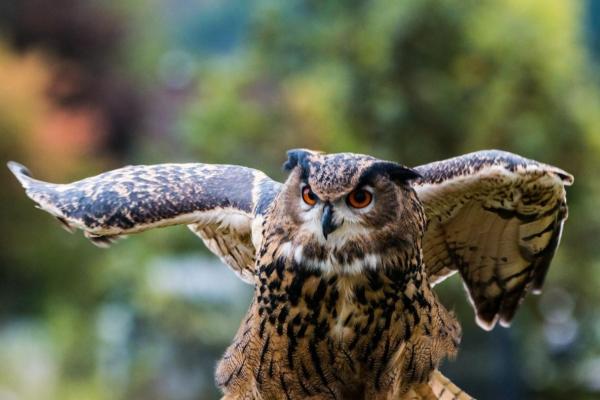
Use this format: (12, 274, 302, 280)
(412, 150, 573, 330)
(8, 161, 281, 283)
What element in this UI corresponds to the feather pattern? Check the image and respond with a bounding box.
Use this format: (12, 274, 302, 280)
(7, 161, 281, 282)
(413, 150, 572, 330)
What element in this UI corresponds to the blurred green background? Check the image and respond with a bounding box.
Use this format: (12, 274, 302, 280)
(0, 0, 599, 399)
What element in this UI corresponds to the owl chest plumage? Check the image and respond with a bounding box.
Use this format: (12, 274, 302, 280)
(216, 251, 460, 400)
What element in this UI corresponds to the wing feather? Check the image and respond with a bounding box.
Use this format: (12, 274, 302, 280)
(413, 150, 572, 330)
(7, 161, 281, 283)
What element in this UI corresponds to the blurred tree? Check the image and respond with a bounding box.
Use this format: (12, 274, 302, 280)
(0, 0, 145, 169)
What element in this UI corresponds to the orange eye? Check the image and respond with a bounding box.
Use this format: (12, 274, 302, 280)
(302, 186, 318, 206)
(347, 189, 372, 209)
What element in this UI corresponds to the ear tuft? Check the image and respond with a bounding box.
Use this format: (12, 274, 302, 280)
(283, 149, 314, 171)
(364, 161, 422, 184)
(385, 163, 422, 182)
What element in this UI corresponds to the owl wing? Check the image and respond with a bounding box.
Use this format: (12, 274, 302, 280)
(412, 150, 573, 330)
(8, 161, 281, 283)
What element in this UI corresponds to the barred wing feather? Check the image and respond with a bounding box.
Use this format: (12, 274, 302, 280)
(412, 150, 572, 330)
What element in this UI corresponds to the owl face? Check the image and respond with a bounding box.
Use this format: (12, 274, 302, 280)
(270, 149, 425, 274)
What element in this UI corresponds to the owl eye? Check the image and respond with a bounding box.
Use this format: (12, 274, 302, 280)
(346, 188, 373, 209)
(302, 185, 318, 206)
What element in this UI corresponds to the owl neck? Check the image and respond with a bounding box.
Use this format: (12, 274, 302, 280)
(256, 218, 427, 301)
(259, 228, 423, 276)
(255, 241, 426, 302)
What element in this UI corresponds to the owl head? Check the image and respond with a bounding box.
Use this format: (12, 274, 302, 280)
(268, 149, 426, 274)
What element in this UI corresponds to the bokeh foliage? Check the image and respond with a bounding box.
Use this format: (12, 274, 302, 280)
(1, 1, 599, 399)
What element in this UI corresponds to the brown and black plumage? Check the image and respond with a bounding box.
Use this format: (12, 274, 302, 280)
(7, 149, 573, 399)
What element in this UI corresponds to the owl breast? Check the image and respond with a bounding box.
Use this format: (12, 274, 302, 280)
(216, 253, 460, 400)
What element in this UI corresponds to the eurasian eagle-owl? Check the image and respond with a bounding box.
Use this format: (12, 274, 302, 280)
(8, 149, 572, 399)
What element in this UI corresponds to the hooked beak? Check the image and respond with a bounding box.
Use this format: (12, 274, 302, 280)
(321, 203, 337, 239)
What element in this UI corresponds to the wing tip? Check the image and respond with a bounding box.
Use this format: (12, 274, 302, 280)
(55, 216, 76, 234)
(498, 318, 512, 328)
(7, 161, 33, 185)
(475, 314, 498, 331)
(531, 287, 543, 295)
(8, 162, 75, 232)
(475, 313, 516, 330)
(554, 170, 574, 186)
(84, 232, 121, 248)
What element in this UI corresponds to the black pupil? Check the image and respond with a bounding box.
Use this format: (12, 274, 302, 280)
(354, 190, 366, 203)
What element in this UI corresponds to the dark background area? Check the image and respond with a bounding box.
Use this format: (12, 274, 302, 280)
(0, 1, 599, 399)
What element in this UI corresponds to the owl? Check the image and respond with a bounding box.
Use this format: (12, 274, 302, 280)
(8, 149, 572, 400)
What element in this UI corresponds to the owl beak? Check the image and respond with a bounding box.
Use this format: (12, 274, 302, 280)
(321, 203, 337, 239)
